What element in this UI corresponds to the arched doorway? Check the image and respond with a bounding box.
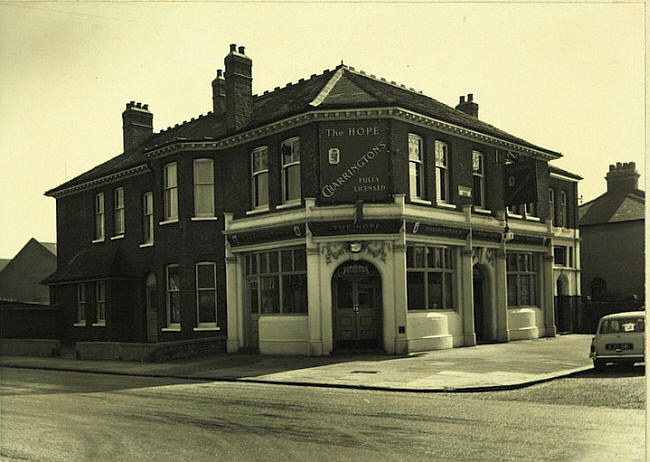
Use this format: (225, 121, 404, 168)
(332, 261, 382, 350)
(472, 264, 487, 343)
(145, 273, 158, 343)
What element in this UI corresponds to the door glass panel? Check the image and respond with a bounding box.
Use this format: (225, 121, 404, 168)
(357, 282, 374, 309)
(337, 279, 353, 308)
(249, 280, 259, 313)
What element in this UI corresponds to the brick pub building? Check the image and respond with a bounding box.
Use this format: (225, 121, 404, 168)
(44, 44, 581, 359)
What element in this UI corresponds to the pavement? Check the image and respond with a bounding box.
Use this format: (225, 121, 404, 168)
(0, 334, 595, 392)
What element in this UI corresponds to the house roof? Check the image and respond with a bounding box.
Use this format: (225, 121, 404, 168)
(0, 259, 10, 272)
(579, 189, 645, 225)
(42, 246, 134, 284)
(549, 165, 582, 180)
(46, 64, 562, 197)
(40, 241, 57, 256)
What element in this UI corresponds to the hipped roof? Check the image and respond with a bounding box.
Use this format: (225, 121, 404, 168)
(579, 189, 645, 226)
(46, 64, 561, 197)
(42, 246, 134, 284)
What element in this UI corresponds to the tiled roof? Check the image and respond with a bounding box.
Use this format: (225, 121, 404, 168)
(549, 165, 582, 180)
(46, 64, 560, 196)
(42, 246, 135, 284)
(579, 189, 645, 226)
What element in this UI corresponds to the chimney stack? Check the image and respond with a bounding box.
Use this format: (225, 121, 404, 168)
(455, 93, 479, 118)
(224, 43, 253, 132)
(212, 69, 226, 115)
(122, 101, 153, 152)
(606, 161, 640, 193)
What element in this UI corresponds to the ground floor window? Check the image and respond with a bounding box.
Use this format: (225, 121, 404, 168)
(166, 264, 181, 327)
(76, 284, 86, 325)
(196, 262, 217, 326)
(406, 245, 454, 310)
(94, 281, 105, 325)
(245, 248, 307, 314)
(507, 253, 538, 306)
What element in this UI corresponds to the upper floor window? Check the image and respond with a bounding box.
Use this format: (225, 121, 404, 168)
(549, 188, 556, 226)
(95, 281, 106, 326)
(507, 253, 537, 306)
(408, 134, 424, 200)
(142, 192, 153, 244)
(434, 140, 449, 203)
(163, 162, 178, 221)
(166, 264, 181, 328)
(281, 137, 301, 204)
(193, 158, 214, 217)
(559, 190, 568, 227)
(76, 284, 86, 326)
(553, 246, 574, 267)
(113, 187, 125, 235)
(196, 262, 218, 327)
(94, 193, 104, 241)
(251, 147, 269, 209)
(472, 150, 485, 208)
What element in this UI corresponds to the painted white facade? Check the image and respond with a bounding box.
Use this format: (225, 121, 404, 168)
(224, 194, 564, 356)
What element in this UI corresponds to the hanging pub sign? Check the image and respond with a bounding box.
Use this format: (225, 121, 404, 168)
(319, 120, 391, 204)
(504, 158, 539, 206)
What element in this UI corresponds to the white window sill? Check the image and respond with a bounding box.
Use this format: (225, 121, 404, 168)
(193, 326, 221, 331)
(191, 216, 218, 221)
(410, 198, 432, 205)
(525, 216, 541, 222)
(276, 201, 301, 210)
(73, 322, 86, 327)
(139, 242, 154, 248)
(110, 234, 125, 240)
(92, 322, 106, 327)
(473, 207, 492, 215)
(435, 202, 456, 210)
(92, 238, 105, 244)
(159, 218, 179, 226)
(507, 212, 523, 219)
(161, 327, 181, 332)
(246, 207, 270, 215)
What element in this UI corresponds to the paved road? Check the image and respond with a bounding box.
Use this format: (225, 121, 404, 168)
(0, 367, 645, 462)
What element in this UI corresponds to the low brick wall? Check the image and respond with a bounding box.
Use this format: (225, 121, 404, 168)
(76, 337, 226, 362)
(0, 339, 61, 357)
(0, 302, 62, 339)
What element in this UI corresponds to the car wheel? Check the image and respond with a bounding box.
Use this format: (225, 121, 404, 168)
(593, 359, 605, 370)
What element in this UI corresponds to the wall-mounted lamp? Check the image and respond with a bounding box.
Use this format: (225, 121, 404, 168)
(502, 226, 514, 242)
(349, 241, 363, 253)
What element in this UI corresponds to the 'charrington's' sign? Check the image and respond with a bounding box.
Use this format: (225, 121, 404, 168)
(319, 120, 391, 203)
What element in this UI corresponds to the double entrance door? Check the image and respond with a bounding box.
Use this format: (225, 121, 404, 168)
(333, 262, 381, 349)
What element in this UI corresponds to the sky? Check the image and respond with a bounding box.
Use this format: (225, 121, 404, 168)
(0, 2, 645, 259)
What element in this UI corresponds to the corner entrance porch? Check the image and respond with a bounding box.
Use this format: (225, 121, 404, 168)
(332, 261, 382, 350)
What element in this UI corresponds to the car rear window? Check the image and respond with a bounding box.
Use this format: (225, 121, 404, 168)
(600, 318, 645, 334)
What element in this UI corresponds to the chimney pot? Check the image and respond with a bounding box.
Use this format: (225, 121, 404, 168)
(238, 46, 245, 54)
(616, 162, 622, 169)
(459, 96, 465, 104)
(229, 43, 236, 53)
(143, 104, 148, 110)
(217, 69, 223, 78)
(609, 164, 615, 171)
(468, 93, 474, 102)
(630, 162, 636, 169)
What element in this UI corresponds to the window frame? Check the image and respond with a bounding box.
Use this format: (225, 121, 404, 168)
(93, 281, 106, 326)
(472, 150, 485, 208)
(559, 190, 568, 228)
(548, 188, 556, 226)
(75, 284, 86, 326)
(113, 187, 125, 236)
(163, 162, 178, 221)
(281, 137, 301, 205)
(507, 252, 538, 307)
(165, 264, 181, 329)
(408, 133, 425, 201)
(251, 146, 269, 210)
(245, 248, 308, 315)
(195, 262, 219, 329)
(94, 193, 105, 242)
(142, 191, 154, 244)
(434, 140, 450, 204)
(193, 158, 215, 217)
(406, 245, 455, 311)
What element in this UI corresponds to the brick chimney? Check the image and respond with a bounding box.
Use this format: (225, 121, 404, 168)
(212, 69, 226, 115)
(606, 161, 640, 193)
(455, 93, 479, 118)
(122, 101, 153, 151)
(224, 44, 253, 132)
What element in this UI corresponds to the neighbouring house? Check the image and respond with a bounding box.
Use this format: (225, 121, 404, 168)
(43, 43, 581, 358)
(0, 238, 57, 304)
(579, 162, 645, 302)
